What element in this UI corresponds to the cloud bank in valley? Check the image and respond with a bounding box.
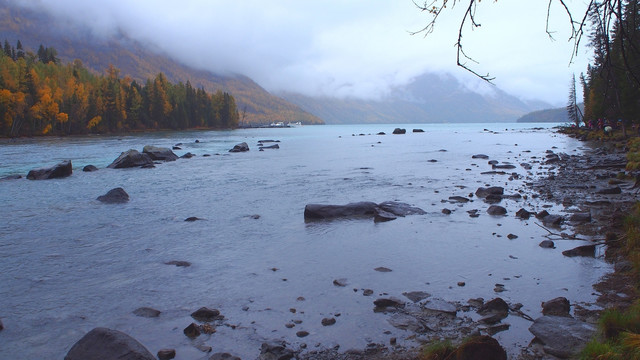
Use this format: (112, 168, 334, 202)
(13, 0, 591, 105)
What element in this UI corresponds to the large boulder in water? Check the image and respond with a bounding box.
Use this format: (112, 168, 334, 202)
(304, 202, 378, 220)
(378, 201, 427, 216)
(64, 327, 155, 360)
(97, 188, 130, 204)
(142, 145, 178, 161)
(107, 150, 154, 169)
(229, 142, 249, 153)
(27, 160, 72, 180)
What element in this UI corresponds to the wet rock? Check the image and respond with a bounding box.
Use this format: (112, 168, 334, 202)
(373, 297, 405, 309)
(487, 205, 507, 216)
(449, 196, 470, 203)
(259, 341, 295, 360)
(569, 212, 591, 223)
(133, 307, 161, 318)
(377, 201, 427, 216)
(209, 353, 241, 360)
(493, 164, 516, 170)
(183, 323, 201, 338)
(377, 132, 386, 135)
(539, 240, 555, 248)
(333, 278, 348, 287)
(27, 160, 72, 180)
(0, 318, 3, 331)
(83, 165, 98, 172)
(229, 142, 250, 153)
(529, 315, 596, 358)
(388, 313, 429, 333)
(362, 289, 374, 296)
(478, 298, 509, 316)
(475, 186, 504, 198)
(296, 330, 309, 338)
(157, 349, 176, 360)
(184, 216, 203, 222)
(507, 234, 518, 240)
(164, 260, 191, 267)
(260, 144, 280, 149)
(597, 186, 622, 195)
(374, 267, 392, 272)
(143, 145, 178, 161)
(402, 291, 430, 303)
(562, 244, 596, 257)
(191, 307, 221, 322)
(305, 202, 378, 220)
(97, 188, 129, 204)
(392, 128, 406, 134)
(542, 297, 571, 317)
(542, 214, 564, 227)
(107, 149, 154, 169)
(180, 152, 195, 159)
(516, 208, 532, 220)
(172, 146, 181, 150)
(442, 208, 452, 215)
(413, 128, 425, 133)
(472, 154, 489, 159)
(423, 298, 457, 315)
(0, 174, 22, 180)
(321, 317, 336, 326)
(453, 335, 507, 360)
(373, 209, 397, 222)
(536, 210, 550, 219)
(486, 323, 510, 335)
(64, 327, 155, 360)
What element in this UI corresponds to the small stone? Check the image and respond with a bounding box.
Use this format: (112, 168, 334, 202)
(457, 282, 466, 287)
(285, 323, 295, 328)
(374, 297, 405, 309)
(209, 353, 242, 360)
(83, 165, 98, 172)
(390, 337, 397, 345)
(184, 217, 202, 222)
(333, 278, 348, 287)
(507, 234, 518, 240)
(183, 323, 201, 338)
(321, 317, 336, 326)
(296, 330, 310, 338)
(164, 260, 191, 267)
(290, 308, 296, 313)
(487, 205, 507, 216)
(542, 297, 571, 317)
(402, 291, 430, 302)
(374, 267, 392, 272)
(196, 344, 212, 353)
(297, 296, 305, 301)
(157, 349, 176, 360)
(539, 240, 555, 248)
(363, 289, 374, 296)
(97, 187, 130, 204)
(191, 307, 221, 322)
(442, 208, 452, 215)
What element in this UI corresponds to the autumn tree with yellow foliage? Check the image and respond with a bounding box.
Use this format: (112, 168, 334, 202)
(0, 41, 239, 137)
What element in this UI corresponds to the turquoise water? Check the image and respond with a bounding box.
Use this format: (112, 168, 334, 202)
(0, 123, 608, 359)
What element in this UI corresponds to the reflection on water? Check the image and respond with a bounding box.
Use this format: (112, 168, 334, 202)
(0, 124, 610, 359)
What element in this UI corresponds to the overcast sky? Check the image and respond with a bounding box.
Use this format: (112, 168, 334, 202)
(15, 0, 592, 106)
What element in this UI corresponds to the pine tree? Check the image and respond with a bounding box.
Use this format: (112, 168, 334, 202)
(567, 74, 580, 127)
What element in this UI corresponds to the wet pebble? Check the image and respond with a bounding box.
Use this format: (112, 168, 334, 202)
(296, 331, 310, 338)
(321, 317, 336, 326)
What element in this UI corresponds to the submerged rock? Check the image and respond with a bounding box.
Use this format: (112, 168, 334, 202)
(133, 307, 161, 318)
(107, 149, 154, 169)
(374, 297, 405, 310)
(1, 174, 22, 181)
(142, 145, 178, 161)
(472, 154, 489, 159)
(64, 327, 155, 360)
(83, 165, 98, 172)
(191, 307, 221, 322)
(97, 188, 129, 204)
(529, 315, 596, 358)
(392, 128, 406, 134)
(27, 160, 72, 180)
(164, 260, 191, 267)
(402, 291, 430, 303)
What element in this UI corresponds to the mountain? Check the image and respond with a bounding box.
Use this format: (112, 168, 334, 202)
(279, 73, 549, 124)
(516, 104, 583, 123)
(0, 1, 323, 125)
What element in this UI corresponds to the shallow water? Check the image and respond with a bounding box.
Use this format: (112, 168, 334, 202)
(0, 124, 610, 359)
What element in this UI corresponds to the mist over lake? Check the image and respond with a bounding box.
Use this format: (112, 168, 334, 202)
(0, 124, 609, 359)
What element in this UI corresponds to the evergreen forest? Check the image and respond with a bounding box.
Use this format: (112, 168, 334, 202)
(0, 41, 239, 137)
(580, 1, 640, 132)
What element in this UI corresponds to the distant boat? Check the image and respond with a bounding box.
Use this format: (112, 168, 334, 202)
(270, 121, 285, 127)
(287, 121, 302, 127)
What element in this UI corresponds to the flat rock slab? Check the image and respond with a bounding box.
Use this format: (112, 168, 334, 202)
(142, 145, 178, 161)
(64, 327, 155, 360)
(97, 187, 130, 204)
(304, 201, 425, 221)
(423, 298, 457, 315)
(529, 315, 596, 358)
(402, 291, 430, 303)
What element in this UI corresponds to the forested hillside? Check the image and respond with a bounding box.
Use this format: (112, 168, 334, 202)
(0, 1, 323, 126)
(0, 41, 239, 137)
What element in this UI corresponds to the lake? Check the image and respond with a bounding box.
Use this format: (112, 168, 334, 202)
(0, 123, 609, 359)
